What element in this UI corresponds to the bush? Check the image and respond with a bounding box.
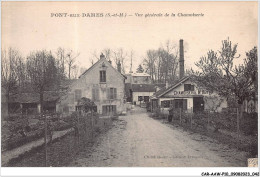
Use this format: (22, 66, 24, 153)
(240, 112, 258, 136)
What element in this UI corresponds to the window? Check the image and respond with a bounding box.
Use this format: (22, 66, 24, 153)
(107, 88, 117, 100)
(75, 89, 82, 102)
(138, 96, 143, 101)
(100, 70, 106, 83)
(161, 100, 170, 108)
(102, 105, 117, 115)
(92, 88, 100, 101)
(144, 96, 150, 103)
(68, 93, 74, 104)
(184, 84, 195, 91)
(174, 99, 187, 110)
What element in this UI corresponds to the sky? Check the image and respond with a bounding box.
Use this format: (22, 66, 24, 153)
(2, 1, 258, 74)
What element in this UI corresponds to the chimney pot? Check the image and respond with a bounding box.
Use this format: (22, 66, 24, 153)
(100, 53, 105, 60)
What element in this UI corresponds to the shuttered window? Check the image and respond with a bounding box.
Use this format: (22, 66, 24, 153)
(100, 70, 106, 83)
(68, 93, 74, 104)
(184, 84, 195, 91)
(75, 89, 82, 102)
(92, 88, 99, 101)
(107, 88, 117, 100)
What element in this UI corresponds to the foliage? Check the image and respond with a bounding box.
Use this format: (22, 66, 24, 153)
(136, 64, 144, 73)
(190, 38, 257, 104)
(203, 95, 224, 112)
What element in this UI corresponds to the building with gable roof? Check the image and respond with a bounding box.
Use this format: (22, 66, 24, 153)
(150, 39, 228, 113)
(57, 53, 126, 116)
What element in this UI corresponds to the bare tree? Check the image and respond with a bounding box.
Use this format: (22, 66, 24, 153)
(113, 48, 127, 74)
(71, 64, 79, 79)
(26, 50, 63, 113)
(142, 40, 179, 84)
(56, 47, 66, 77)
(143, 50, 157, 83)
(129, 50, 134, 73)
(103, 48, 112, 62)
(1, 48, 23, 114)
(66, 50, 80, 80)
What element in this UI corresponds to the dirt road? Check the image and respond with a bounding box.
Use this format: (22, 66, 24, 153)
(70, 106, 247, 167)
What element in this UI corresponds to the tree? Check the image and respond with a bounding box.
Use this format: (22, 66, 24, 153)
(113, 48, 127, 74)
(1, 48, 23, 114)
(190, 38, 257, 121)
(26, 50, 64, 113)
(136, 64, 144, 73)
(142, 40, 179, 84)
(66, 50, 80, 80)
(143, 50, 157, 82)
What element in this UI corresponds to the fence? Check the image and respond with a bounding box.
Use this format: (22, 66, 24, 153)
(167, 108, 257, 136)
(2, 111, 113, 166)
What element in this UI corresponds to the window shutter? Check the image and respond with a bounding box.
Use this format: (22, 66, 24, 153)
(92, 88, 95, 101)
(114, 88, 117, 99)
(110, 88, 113, 99)
(96, 88, 99, 101)
(100, 71, 102, 82)
(107, 88, 110, 100)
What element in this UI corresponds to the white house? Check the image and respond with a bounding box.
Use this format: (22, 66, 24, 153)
(150, 76, 228, 113)
(57, 54, 126, 116)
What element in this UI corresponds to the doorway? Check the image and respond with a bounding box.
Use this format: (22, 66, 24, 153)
(193, 97, 204, 112)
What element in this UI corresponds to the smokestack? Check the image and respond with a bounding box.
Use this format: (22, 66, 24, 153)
(117, 61, 121, 73)
(179, 39, 184, 79)
(100, 53, 105, 60)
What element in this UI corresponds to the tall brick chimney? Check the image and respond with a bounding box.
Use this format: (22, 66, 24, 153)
(179, 39, 184, 79)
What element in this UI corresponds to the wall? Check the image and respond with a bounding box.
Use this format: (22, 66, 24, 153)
(157, 78, 227, 113)
(125, 74, 151, 84)
(133, 91, 154, 105)
(57, 59, 125, 115)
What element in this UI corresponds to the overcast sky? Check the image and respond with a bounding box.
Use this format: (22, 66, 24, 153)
(2, 1, 258, 74)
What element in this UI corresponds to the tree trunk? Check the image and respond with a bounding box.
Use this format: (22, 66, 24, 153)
(237, 103, 243, 137)
(5, 92, 9, 117)
(39, 91, 44, 114)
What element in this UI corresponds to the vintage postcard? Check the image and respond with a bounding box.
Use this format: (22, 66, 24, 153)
(1, 1, 259, 176)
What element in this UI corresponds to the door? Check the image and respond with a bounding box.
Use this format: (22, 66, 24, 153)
(193, 97, 204, 112)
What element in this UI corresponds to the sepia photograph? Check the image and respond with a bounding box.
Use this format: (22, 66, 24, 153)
(1, 0, 259, 176)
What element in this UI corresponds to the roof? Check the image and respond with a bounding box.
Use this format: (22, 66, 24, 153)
(131, 84, 156, 92)
(152, 76, 190, 98)
(9, 91, 60, 103)
(79, 58, 126, 79)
